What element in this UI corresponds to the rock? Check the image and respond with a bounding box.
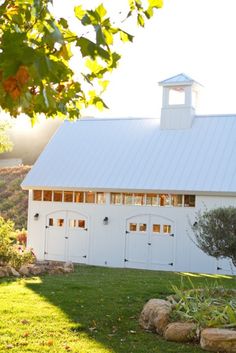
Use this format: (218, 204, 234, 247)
(164, 322, 198, 342)
(8, 267, 20, 277)
(64, 261, 74, 271)
(139, 299, 172, 334)
(200, 328, 236, 352)
(29, 265, 45, 276)
(48, 266, 65, 275)
(18, 265, 30, 277)
(0, 267, 8, 277)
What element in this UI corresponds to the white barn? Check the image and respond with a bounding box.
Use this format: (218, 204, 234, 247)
(21, 74, 236, 275)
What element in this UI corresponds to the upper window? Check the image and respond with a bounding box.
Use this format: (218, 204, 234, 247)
(96, 192, 106, 204)
(123, 193, 133, 205)
(184, 195, 196, 207)
(33, 190, 42, 201)
(146, 194, 158, 206)
(160, 194, 171, 206)
(169, 87, 185, 105)
(53, 191, 63, 202)
(74, 191, 84, 203)
(171, 194, 183, 207)
(43, 190, 52, 202)
(85, 192, 95, 203)
(111, 193, 122, 205)
(64, 191, 73, 202)
(133, 193, 145, 206)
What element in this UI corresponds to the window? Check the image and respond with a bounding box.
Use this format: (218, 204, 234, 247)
(169, 87, 185, 105)
(74, 191, 84, 203)
(129, 223, 137, 232)
(171, 194, 183, 207)
(53, 191, 63, 202)
(134, 193, 145, 206)
(110, 193, 122, 205)
(160, 194, 171, 206)
(163, 224, 172, 234)
(33, 190, 42, 201)
(85, 191, 95, 203)
(57, 219, 64, 227)
(69, 219, 86, 228)
(184, 195, 195, 207)
(49, 218, 54, 226)
(146, 194, 158, 206)
(153, 224, 161, 233)
(43, 190, 52, 201)
(78, 220, 86, 228)
(123, 193, 133, 205)
(139, 223, 147, 232)
(96, 192, 106, 204)
(64, 191, 73, 202)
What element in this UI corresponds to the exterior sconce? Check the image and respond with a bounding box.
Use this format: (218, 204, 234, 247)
(193, 221, 198, 227)
(103, 216, 109, 225)
(34, 213, 39, 220)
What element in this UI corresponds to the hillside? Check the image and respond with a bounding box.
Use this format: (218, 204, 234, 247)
(0, 166, 31, 229)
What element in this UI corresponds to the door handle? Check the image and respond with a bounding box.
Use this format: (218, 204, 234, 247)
(148, 242, 151, 245)
(65, 236, 68, 239)
(84, 228, 88, 231)
(83, 255, 87, 258)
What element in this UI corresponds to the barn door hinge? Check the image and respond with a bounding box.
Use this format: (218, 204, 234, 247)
(168, 262, 174, 266)
(125, 230, 130, 234)
(83, 255, 87, 258)
(217, 266, 222, 270)
(124, 258, 128, 262)
(170, 233, 174, 237)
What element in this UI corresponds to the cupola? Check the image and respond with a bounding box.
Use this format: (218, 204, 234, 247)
(159, 73, 201, 129)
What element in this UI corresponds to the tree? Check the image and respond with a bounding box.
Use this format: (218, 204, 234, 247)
(0, 0, 163, 123)
(0, 120, 13, 153)
(192, 207, 236, 267)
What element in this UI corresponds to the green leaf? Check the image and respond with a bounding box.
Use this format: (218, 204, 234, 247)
(95, 25, 106, 46)
(95, 3, 107, 21)
(120, 30, 134, 42)
(148, 0, 163, 9)
(74, 5, 85, 20)
(137, 13, 145, 27)
(76, 37, 110, 60)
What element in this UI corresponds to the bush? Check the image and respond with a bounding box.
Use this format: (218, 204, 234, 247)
(0, 217, 35, 269)
(192, 207, 236, 266)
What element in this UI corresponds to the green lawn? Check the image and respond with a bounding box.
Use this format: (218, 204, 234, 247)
(0, 266, 235, 353)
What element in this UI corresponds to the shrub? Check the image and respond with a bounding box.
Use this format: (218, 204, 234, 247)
(170, 280, 236, 329)
(191, 207, 236, 266)
(0, 217, 35, 269)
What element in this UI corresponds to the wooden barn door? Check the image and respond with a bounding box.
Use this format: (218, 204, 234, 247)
(45, 211, 89, 263)
(125, 214, 175, 270)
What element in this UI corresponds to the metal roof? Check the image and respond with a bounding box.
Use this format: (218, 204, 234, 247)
(159, 73, 195, 86)
(22, 116, 236, 194)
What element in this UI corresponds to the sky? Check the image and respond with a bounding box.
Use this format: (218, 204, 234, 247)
(66, 0, 236, 118)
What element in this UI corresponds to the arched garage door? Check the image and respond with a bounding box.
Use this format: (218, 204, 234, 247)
(125, 214, 175, 270)
(44, 211, 89, 263)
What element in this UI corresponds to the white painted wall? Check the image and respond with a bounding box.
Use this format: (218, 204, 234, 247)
(27, 191, 236, 275)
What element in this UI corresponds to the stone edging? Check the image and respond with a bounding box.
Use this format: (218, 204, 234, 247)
(0, 261, 74, 278)
(139, 299, 236, 352)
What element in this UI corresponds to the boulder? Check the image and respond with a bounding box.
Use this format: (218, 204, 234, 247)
(8, 266, 20, 277)
(29, 265, 45, 276)
(164, 322, 198, 342)
(64, 261, 74, 271)
(139, 299, 171, 334)
(200, 328, 236, 353)
(48, 266, 65, 274)
(18, 265, 30, 277)
(0, 267, 8, 277)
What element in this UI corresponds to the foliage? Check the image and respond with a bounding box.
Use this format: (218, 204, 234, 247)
(192, 207, 236, 267)
(0, 166, 30, 229)
(0, 0, 163, 122)
(0, 216, 34, 269)
(0, 267, 235, 353)
(0, 216, 15, 264)
(15, 229, 27, 246)
(170, 279, 236, 329)
(0, 120, 13, 153)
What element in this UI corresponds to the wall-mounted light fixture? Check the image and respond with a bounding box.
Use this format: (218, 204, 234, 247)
(103, 216, 109, 225)
(193, 221, 198, 227)
(34, 213, 39, 220)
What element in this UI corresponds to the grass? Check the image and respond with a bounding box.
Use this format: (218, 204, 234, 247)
(0, 266, 235, 353)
